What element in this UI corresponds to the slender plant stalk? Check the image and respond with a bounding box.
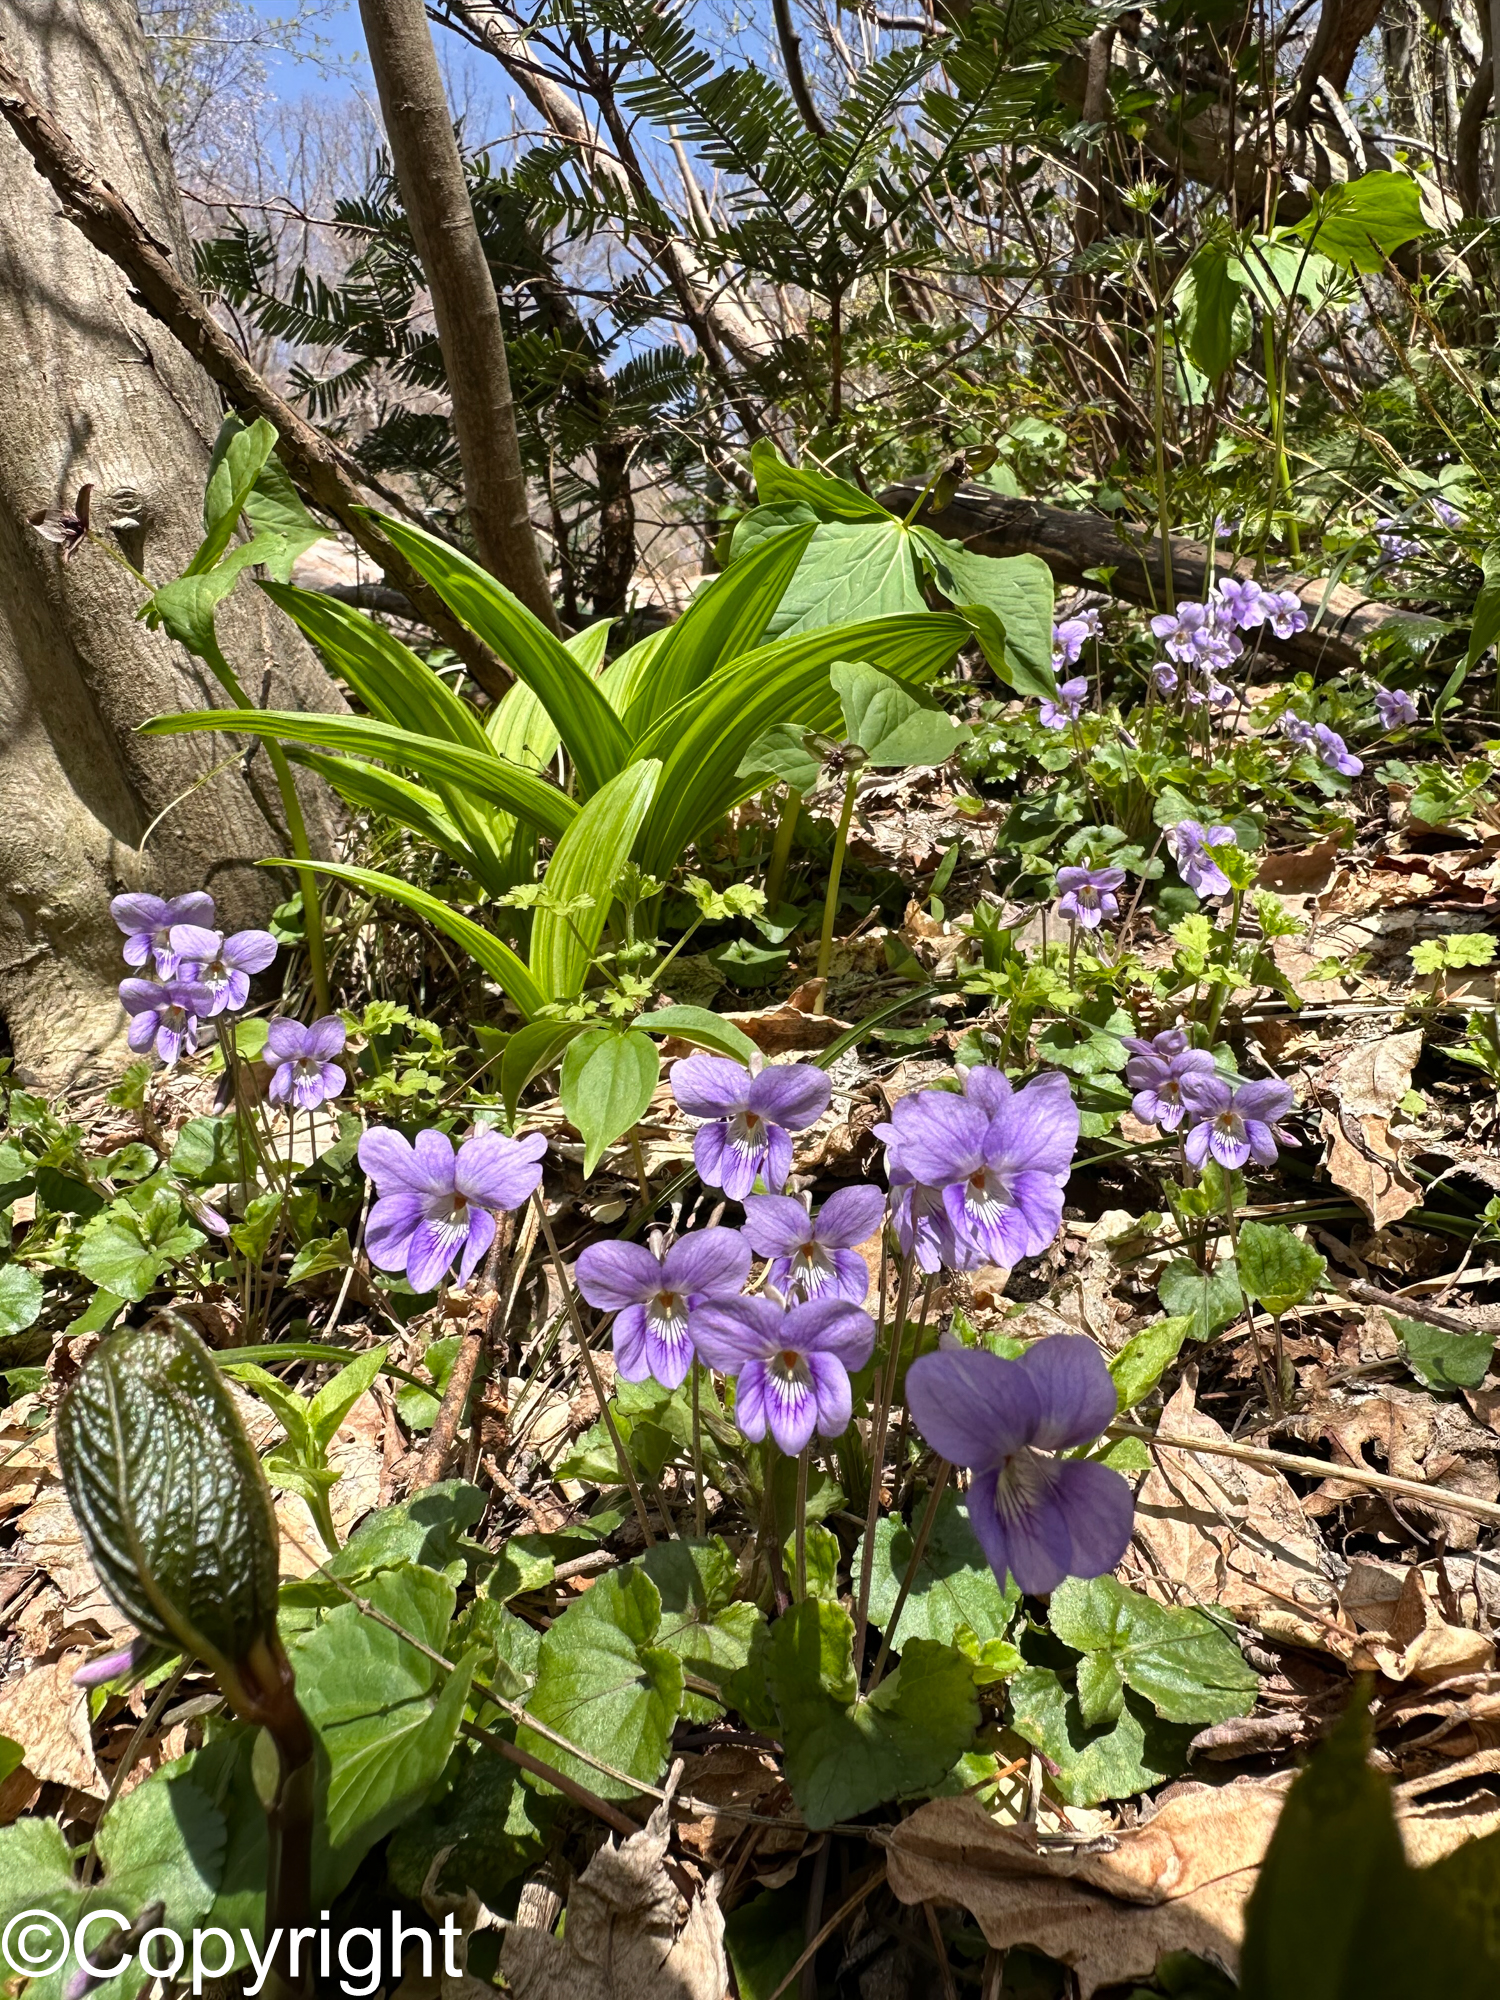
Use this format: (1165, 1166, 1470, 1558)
(691, 1363, 706, 1538)
(867, 1460, 950, 1691)
(533, 1194, 656, 1546)
(765, 786, 803, 909)
(852, 1248, 916, 1668)
(629, 1128, 653, 1217)
(794, 1446, 809, 1600)
(236, 1633, 315, 2000)
(813, 765, 860, 1014)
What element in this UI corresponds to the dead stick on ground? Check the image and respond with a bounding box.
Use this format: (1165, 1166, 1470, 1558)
(1112, 1419, 1500, 1527)
(766, 1868, 887, 2000)
(1344, 1279, 1500, 1336)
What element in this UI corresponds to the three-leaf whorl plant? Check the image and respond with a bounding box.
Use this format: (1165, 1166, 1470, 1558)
(58, 1312, 313, 1987)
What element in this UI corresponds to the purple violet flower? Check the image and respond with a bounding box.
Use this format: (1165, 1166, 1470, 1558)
(1215, 578, 1268, 630)
(1122, 1025, 1190, 1062)
(1312, 724, 1363, 777)
(906, 1338, 1134, 1595)
(1374, 686, 1419, 730)
(1150, 661, 1179, 695)
(168, 923, 278, 1015)
(1281, 714, 1315, 747)
(1151, 601, 1211, 663)
(1055, 864, 1127, 931)
(110, 891, 215, 977)
(360, 1125, 548, 1291)
(1166, 820, 1236, 899)
(670, 1054, 831, 1199)
(266, 1015, 348, 1109)
(741, 1184, 886, 1304)
(1264, 590, 1309, 638)
(576, 1227, 750, 1388)
(874, 1070, 1077, 1269)
(1051, 618, 1092, 669)
(1430, 496, 1464, 530)
(1181, 1074, 1298, 1170)
(885, 1167, 960, 1274)
(1037, 676, 1088, 729)
(1125, 1044, 1217, 1131)
(72, 1635, 156, 1688)
(1374, 520, 1422, 567)
(119, 977, 213, 1065)
(691, 1293, 875, 1454)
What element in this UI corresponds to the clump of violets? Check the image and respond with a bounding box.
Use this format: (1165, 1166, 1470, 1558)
(1312, 723, 1362, 778)
(1055, 863, 1126, 931)
(1374, 518, 1422, 568)
(691, 1293, 875, 1454)
(1122, 1027, 1216, 1132)
(119, 978, 213, 1065)
(110, 891, 216, 978)
(1038, 676, 1087, 729)
(576, 1227, 750, 1388)
(1181, 1073, 1298, 1169)
(169, 922, 278, 1015)
(359, 1125, 547, 1290)
(1165, 820, 1236, 899)
(741, 1185, 885, 1304)
(906, 1338, 1134, 1595)
(1374, 686, 1419, 730)
(875, 1067, 1078, 1272)
(670, 1054, 831, 1200)
(266, 1016, 347, 1110)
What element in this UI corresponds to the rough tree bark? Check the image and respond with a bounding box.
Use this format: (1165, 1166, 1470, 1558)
(0, 0, 341, 1086)
(357, 0, 560, 632)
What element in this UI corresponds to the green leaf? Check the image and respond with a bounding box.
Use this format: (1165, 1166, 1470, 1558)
(323, 1480, 485, 1581)
(832, 659, 970, 767)
(1390, 1312, 1495, 1393)
(75, 1190, 205, 1303)
(290, 860, 547, 1019)
(532, 759, 660, 1001)
(560, 1029, 661, 1176)
(1158, 1257, 1242, 1340)
(623, 522, 816, 735)
(308, 1342, 390, 1454)
(1294, 171, 1429, 272)
(500, 1019, 586, 1121)
(765, 1600, 979, 1829)
(1442, 546, 1500, 721)
(0, 1266, 42, 1339)
(913, 533, 1056, 702)
(197, 413, 278, 572)
(1236, 1223, 1327, 1316)
(636, 1006, 760, 1065)
(1109, 1316, 1190, 1413)
(859, 1490, 1018, 1650)
(737, 720, 825, 794)
(517, 1566, 683, 1800)
(369, 514, 633, 794)
(240, 449, 323, 579)
(386, 1739, 551, 1910)
(287, 1563, 475, 1855)
(749, 440, 892, 522)
(1048, 1575, 1259, 1726)
(1175, 243, 1250, 380)
(767, 521, 928, 639)
(139, 708, 577, 845)
(641, 1537, 765, 1721)
(1007, 1666, 1195, 1807)
(56, 1312, 281, 1686)
(169, 1116, 251, 1186)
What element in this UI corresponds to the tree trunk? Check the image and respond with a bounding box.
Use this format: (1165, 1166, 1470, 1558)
(0, 0, 341, 1087)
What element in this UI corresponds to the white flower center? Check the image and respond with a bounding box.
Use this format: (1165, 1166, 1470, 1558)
(646, 1288, 689, 1348)
(766, 1350, 811, 1409)
(994, 1445, 1058, 1526)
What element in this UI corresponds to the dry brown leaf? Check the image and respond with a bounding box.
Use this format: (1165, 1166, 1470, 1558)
(0, 1652, 104, 1797)
(501, 1797, 727, 2000)
(1130, 1379, 1338, 1649)
(885, 1785, 1500, 1996)
(1338, 1564, 1493, 1683)
(1335, 1033, 1425, 1121)
(1320, 1030, 1425, 1227)
(674, 1747, 803, 1876)
(1256, 837, 1344, 897)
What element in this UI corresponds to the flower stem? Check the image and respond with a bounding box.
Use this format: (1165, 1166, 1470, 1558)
(691, 1363, 706, 1539)
(765, 787, 803, 910)
(794, 1447, 809, 1600)
(852, 1248, 916, 1669)
(533, 1194, 656, 1547)
(867, 1459, 950, 1691)
(813, 766, 860, 1015)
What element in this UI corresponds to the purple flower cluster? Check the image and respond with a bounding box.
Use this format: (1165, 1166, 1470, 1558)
(111, 889, 277, 1065)
(1149, 583, 1307, 701)
(1166, 819, 1236, 899)
(1122, 1028, 1300, 1169)
(876, 1066, 1078, 1275)
(1051, 608, 1102, 671)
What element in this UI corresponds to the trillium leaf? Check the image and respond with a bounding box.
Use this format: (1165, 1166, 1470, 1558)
(518, 1566, 683, 1801)
(860, 1490, 1018, 1651)
(912, 533, 1057, 702)
(737, 720, 825, 794)
(1157, 1257, 1242, 1340)
(764, 522, 929, 639)
(1236, 1222, 1327, 1316)
(560, 1029, 661, 1177)
(1008, 1665, 1195, 1807)
(832, 660, 971, 768)
(1048, 1575, 1259, 1726)
(765, 1600, 979, 1828)
(1294, 170, 1429, 273)
(636, 1006, 760, 1065)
